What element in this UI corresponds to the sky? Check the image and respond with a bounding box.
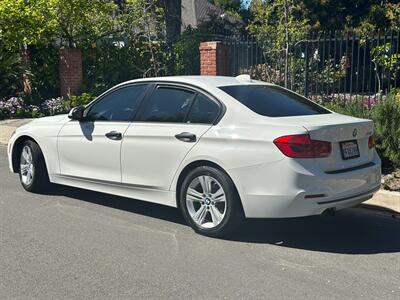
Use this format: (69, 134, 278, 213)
(242, 0, 251, 8)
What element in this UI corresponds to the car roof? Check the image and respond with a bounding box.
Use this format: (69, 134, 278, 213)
(117, 75, 275, 89)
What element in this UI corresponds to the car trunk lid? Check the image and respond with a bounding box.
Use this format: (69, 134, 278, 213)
(275, 113, 374, 172)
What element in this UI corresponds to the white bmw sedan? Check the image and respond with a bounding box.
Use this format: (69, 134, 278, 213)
(7, 75, 381, 237)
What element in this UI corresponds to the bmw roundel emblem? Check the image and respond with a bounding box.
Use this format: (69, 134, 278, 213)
(352, 128, 358, 137)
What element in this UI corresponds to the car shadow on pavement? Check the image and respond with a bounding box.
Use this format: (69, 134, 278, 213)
(47, 184, 187, 225)
(229, 209, 400, 254)
(47, 184, 400, 255)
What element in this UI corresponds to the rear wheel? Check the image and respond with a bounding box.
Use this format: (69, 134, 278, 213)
(179, 166, 244, 237)
(19, 140, 50, 193)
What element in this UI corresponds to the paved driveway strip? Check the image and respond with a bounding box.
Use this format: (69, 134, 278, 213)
(0, 145, 399, 299)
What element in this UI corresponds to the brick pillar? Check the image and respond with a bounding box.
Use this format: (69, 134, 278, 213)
(199, 41, 228, 76)
(59, 48, 83, 96)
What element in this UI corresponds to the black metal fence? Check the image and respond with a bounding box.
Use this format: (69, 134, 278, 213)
(210, 31, 400, 103)
(82, 30, 400, 103)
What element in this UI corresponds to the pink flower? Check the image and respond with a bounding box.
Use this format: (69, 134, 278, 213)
(362, 95, 379, 108)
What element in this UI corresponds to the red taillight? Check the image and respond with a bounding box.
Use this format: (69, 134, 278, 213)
(368, 135, 375, 149)
(273, 134, 332, 158)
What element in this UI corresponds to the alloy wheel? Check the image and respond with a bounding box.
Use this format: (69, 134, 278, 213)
(185, 175, 227, 229)
(20, 145, 34, 186)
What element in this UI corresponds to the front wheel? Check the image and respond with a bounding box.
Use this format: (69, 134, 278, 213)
(19, 140, 50, 193)
(179, 166, 244, 237)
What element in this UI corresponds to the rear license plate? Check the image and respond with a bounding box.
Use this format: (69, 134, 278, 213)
(340, 140, 360, 160)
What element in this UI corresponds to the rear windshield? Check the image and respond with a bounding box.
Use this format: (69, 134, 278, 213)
(219, 85, 331, 117)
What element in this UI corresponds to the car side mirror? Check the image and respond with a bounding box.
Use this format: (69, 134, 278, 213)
(68, 106, 85, 120)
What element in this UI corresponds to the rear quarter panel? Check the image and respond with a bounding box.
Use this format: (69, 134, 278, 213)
(170, 118, 308, 202)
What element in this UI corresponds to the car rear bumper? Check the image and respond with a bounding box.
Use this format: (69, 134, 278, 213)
(228, 152, 381, 218)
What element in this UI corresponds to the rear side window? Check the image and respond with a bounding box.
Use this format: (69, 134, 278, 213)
(140, 87, 195, 122)
(186, 94, 220, 124)
(219, 85, 331, 117)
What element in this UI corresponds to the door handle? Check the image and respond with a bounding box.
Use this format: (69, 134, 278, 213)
(175, 132, 197, 143)
(105, 131, 122, 140)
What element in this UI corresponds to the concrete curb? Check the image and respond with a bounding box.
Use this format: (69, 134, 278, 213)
(363, 190, 400, 214)
(0, 118, 399, 214)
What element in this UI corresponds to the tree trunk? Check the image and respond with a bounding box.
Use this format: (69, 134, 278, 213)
(20, 45, 32, 96)
(157, 0, 181, 75)
(159, 0, 181, 45)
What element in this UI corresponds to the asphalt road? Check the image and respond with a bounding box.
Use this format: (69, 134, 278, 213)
(1, 145, 399, 299)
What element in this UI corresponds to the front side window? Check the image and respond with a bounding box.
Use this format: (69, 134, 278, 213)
(219, 85, 331, 117)
(139, 87, 195, 122)
(86, 84, 147, 121)
(186, 94, 220, 124)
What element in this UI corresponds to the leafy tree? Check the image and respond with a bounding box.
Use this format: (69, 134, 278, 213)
(302, 0, 372, 31)
(385, 2, 400, 31)
(248, 0, 311, 87)
(82, 0, 169, 94)
(358, 1, 400, 33)
(302, 0, 400, 32)
(0, 0, 118, 49)
(209, 0, 242, 13)
(50, 0, 118, 48)
(118, 0, 169, 76)
(0, 1, 55, 95)
(0, 0, 54, 50)
(371, 43, 400, 93)
(0, 0, 118, 97)
(111, 0, 181, 45)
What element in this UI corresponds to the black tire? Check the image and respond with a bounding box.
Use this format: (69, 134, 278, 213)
(179, 166, 244, 238)
(19, 140, 50, 193)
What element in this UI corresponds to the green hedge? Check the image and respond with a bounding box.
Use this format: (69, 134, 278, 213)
(323, 91, 400, 167)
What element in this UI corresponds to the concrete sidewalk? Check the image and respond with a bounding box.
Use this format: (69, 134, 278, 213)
(0, 119, 32, 144)
(0, 118, 399, 215)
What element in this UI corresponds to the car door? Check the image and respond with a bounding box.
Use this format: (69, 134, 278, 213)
(57, 84, 148, 182)
(121, 84, 222, 191)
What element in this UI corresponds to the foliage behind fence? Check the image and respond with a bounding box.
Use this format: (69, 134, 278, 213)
(217, 30, 400, 103)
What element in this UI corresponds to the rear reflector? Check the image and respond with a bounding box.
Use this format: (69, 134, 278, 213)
(368, 135, 375, 149)
(273, 134, 332, 158)
(305, 193, 326, 199)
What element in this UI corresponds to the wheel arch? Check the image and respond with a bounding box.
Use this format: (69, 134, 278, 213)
(174, 159, 244, 211)
(11, 135, 41, 173)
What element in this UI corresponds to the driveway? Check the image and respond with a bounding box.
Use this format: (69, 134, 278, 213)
(0, 145, 399, 299)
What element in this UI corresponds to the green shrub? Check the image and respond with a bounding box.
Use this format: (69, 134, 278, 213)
(322, 100, 373, 119)
(372, 93, 400, 166)
(173, 27, 202, 75)
(0, 45, 22, 99)
(82, 42, 141, 95)
(29, 45, 60, 102)
(30, 106, 44, 118)
(64, 92, 95, 112)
